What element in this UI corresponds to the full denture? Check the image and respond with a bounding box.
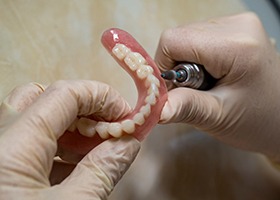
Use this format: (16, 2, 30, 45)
(57, 28, 167, 159)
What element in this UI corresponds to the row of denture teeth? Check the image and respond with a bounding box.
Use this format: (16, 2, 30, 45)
(68, 43, 161, 139)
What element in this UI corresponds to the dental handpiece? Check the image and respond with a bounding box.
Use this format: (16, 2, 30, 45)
(161, 63, 217, 90)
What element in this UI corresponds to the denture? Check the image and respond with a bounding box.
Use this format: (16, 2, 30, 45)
(57, 28, 167, 159)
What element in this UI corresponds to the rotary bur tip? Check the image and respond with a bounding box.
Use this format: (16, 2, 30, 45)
(161, 70, 177, 80)
(160, 63, 217, 90)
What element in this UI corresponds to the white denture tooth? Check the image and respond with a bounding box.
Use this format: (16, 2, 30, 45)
(108, 122, 123, 138)
(121, 119, 135, 134)
(124, 52, 146, 71)
(76, 117, 97, 137)
(133, 52, 146, 64)
(145, 74, 160, 87)
(133, 113, 145, 126)
(95, 122, 110, 139)
(148, 83, 159, 97)
(145, 93, 157, 105)
(124, 57, 138, 71)
(112, 44, 131, 60)
(140, 104, 151, 118)
(67, 117, 78, 132)
(136, 65, 154, 79)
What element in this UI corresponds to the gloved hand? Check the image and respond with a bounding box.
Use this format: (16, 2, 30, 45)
(155, 12, 280, 161)
(0, 81, 140, 199)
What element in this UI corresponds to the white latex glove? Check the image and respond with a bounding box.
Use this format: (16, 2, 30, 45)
(155, 12, 280, 161)
(0, 81, 140, 199)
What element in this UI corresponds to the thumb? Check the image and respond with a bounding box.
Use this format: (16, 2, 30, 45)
(159, 87, 221, 128)
(55, 136, 140, 199)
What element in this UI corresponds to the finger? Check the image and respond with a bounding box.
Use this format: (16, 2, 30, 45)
(55, 136, 140, 199)
(0, 82, 45, 129)
(159, 87, 221, 128)
(0, 80, 131, 186)
(154, 24, 231, 79)
(13, 80, 130, 141)
(2, 82, 45, 112)
(154, 12, 261, 79)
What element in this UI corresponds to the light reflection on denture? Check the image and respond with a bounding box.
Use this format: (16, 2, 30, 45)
(70, 43, 162, 139)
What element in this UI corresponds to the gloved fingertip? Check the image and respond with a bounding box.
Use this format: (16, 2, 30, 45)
(60, 135, 141, 196)
(117, 135, 141, 152)
(158, 97, 178, 124)
(103, 136, 141, 182)
(159, 104, 171, 124)
(3, 82, 45, 112)
(0, 102, 19, 128)
(0, 101, 18, 114)
(90, 135, 141, 184)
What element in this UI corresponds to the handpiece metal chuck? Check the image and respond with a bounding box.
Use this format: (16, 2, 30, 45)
(161, 63, 217, 90)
